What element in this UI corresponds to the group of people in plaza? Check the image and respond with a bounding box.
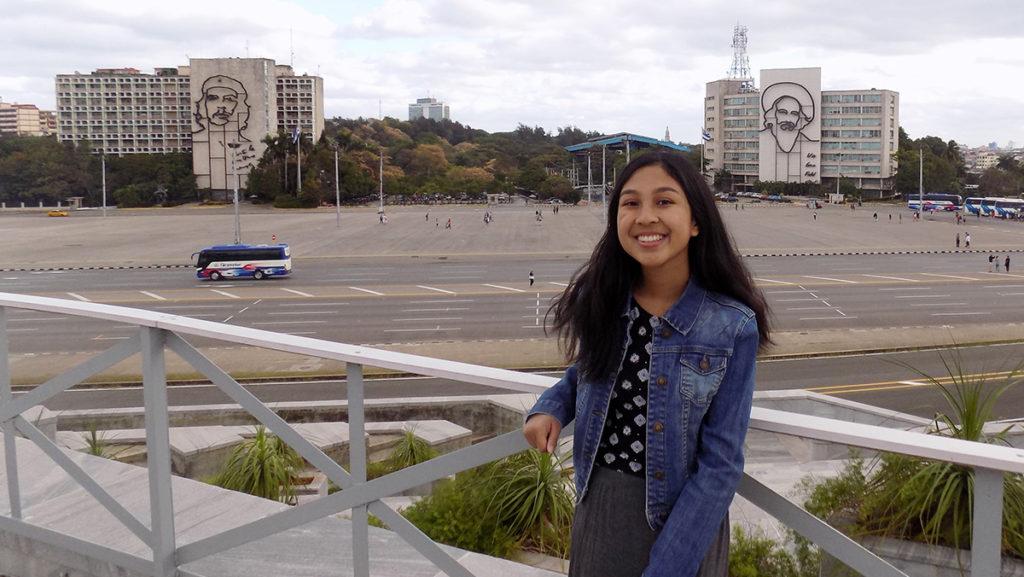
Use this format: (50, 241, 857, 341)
(989, 253, 1012, 273)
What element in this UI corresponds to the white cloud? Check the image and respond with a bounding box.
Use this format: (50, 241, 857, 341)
(3, 0, 1023, 146)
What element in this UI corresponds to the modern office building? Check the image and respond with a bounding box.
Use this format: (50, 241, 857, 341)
(0, 102, 57, 136)
(408, 97, 449, 122)
(704, 67, 899, 195)
(55, 58, 324, 190)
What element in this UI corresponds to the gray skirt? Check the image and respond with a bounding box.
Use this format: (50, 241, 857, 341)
(568, 467, 729, 577)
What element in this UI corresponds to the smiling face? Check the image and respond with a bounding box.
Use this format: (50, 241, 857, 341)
(616, 164, 699, 283)
(204, 86, 239, 126)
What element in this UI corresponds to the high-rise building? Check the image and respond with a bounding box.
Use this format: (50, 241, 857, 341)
(55, 58, 324, 190)
(0, 101, 57, 136)
(704, 67, 899, 195)
(408, 97, 449, 122)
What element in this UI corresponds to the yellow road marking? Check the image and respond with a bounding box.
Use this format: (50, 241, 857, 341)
(807, 370, 1019, 395)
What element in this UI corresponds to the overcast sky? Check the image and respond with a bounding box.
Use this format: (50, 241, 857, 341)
(3, 0, 1023, 148)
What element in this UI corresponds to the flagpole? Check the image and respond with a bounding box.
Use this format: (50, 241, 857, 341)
(296, 128, 302, 193)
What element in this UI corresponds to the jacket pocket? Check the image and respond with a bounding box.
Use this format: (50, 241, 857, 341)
(678, 352, 728, 405)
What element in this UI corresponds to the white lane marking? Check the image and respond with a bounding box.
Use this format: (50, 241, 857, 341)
(328, 278, 383, 282)
(3, 277, 19, 280)
(152, 304, 235, 310)
(998, 292, 1024, 296)
(920, 273, 980, 281)
(383, 327, 461, 333)
(879, 287, 932, 291)
(548, 282, 569, 287)
(910, 302, 968, 307)
(66, 292, 91, 302)
(392, 317, 463, 322)
(483, 283, 525, 293)
(267, 311, 339, 316)
(898, 380, 926, 387)
(428, 276, 483, 280)
(408, 299, 475, 304)
(417, 285, 457, 295)
(785, 307, 833, 311)
(281, 288, 314, 297)
(522, 325, 550, 328)
(776, 298, 820, 302)
(210, 289, 240, 299)
(766, 290, 813, 294)
(139, 290, 167, 300)
(754, 278, 795, 285)
(802, 275, 859, 284)
(931, 312, 991, 316)
(251, 320, 329, 325)
(894, 294, 952, 299)
(979, 272, 1024, 279)
(798, 316, 858, 320)
(278, 302, 350, 307)
(403, 308, 470, 312)
(348, 286, 385, 296)
(862, 274, 918, 282)
(7, 328, 39, 332)
(985, 285, 1024, 288)
(92, 336, 131, 340)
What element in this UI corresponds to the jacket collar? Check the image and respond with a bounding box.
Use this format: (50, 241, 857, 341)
(621, 277, 706, 336)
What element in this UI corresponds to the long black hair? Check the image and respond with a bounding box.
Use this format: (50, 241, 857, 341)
(549, 151, 771, 380)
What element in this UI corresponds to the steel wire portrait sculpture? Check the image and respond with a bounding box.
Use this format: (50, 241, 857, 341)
(193, 75, 256, 190)
(760, 82, 819, 181)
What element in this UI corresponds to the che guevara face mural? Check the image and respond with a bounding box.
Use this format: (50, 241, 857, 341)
(192, 75, 256, 190)
(760, 81, 820, 182)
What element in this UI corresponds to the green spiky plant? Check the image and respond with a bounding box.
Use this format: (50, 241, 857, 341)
(386, 429, 438, 470)
(858, 349, 1024, 560)
(212, 425, 305, 504)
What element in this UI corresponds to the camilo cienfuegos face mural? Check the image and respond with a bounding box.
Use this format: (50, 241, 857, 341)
(192, 75, 257, 190)
(760, 81, 819, 182)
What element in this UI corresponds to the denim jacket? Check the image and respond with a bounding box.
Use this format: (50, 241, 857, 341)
(527, 279, 759, 577)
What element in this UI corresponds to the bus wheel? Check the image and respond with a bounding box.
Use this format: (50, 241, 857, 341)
(254, 270, 265, 280)
(210, 271, 222, 281)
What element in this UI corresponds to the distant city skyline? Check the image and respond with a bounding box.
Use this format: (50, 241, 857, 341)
(2, 0, 1023, 147)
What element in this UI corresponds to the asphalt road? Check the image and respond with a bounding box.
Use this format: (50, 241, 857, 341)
(25, 342, 1024, 421)
(5, 252, 1024, 353)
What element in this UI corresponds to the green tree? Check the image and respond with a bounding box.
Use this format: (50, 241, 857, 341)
(212, 426, 305, 504)
(979, 166, 1023, 196)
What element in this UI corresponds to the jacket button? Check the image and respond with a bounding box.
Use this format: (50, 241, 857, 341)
(699, 356, 710, 371)
(660, 328, 671, 338)
(656, 376, 667, 386)
(653, 421, 664, 432)
(654, 471, 665, 480)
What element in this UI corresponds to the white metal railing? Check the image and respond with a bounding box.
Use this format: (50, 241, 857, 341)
(1, 291, 1023, 577)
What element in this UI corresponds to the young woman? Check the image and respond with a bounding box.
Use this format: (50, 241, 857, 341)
(524, 151, 771, 577)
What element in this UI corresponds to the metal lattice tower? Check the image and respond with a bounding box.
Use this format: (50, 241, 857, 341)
(727, 24, 754, 89)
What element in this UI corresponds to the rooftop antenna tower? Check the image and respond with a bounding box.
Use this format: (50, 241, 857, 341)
(727, 24, 754, 91)
(290, 29, 294, 67)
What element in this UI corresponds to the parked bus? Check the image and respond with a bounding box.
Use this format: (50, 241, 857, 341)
(994, 198, 1024, 219)
(192, 244, 292, 281)
(907, 193, 961, 212)
(963, 197, 1004, 216)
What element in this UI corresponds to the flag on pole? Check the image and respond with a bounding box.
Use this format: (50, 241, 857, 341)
(291, 126, 301, 144)
(700, 128, 712, 142)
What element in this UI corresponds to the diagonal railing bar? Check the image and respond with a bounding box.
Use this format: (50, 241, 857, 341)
(12, 416, 153, 545)
(737, 473, 907, 577)
(0, 335, 140, 424)
(176, 428, 530, 566)
(169, 332, 477, 574)
(0, 514, 155, 575)
(0, 307, 22, 520)
(167, 334, 356, 483)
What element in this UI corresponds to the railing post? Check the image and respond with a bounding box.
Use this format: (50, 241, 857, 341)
(142, 327, 176, 577)
(347, 362, 369, 577)
(972, 467, 1003, 577)
(0, 307, 21, 519)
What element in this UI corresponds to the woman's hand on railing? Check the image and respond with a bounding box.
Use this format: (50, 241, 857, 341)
(523, 414, 562, 454)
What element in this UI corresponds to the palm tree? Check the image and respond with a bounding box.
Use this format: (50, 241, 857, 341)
(212, 425, 305, 504)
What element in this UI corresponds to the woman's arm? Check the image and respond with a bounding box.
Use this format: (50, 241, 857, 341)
(523, 364, 578, 452)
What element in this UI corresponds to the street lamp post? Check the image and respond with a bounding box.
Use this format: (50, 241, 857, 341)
(101, 154, 107, 217)
(228, 143, 242, 244)
(334, 146, 341, 228)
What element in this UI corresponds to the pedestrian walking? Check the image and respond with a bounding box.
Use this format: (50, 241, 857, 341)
(956, 233, 960, 248)
(889, 213, 892, 221)
(529, 271, 535, 286)
(813, 211, 817, 221)
(1006, 255, 1011, 273)
(873, 212, 878, 222)
(435, 217, 439, 228)
(899, 213, 902, 223)
(989, 254, 995, 272)
(425, 212, 429, 222)
(445, 218, 452, 229)
(965, 232, 971, 248)
(524, 152, 768, 577)
(996, 257, 1002, 272)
